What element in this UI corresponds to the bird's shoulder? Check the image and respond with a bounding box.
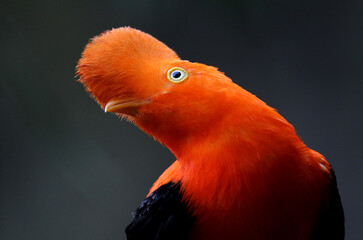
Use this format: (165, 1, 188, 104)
(312, 168, 345, 239)
(125, 182, 194, 240)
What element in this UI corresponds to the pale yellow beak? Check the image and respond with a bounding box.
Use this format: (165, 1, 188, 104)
(104, 98, 149, 116)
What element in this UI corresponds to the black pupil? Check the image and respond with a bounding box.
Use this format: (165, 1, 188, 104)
(172, 71, 182, 79)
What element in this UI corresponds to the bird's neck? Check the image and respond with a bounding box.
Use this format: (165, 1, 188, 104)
(136, 87, 308, 204)
(167, 107, 307, 212)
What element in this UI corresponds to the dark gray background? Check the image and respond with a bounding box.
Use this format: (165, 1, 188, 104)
(1, 0, 362, 239)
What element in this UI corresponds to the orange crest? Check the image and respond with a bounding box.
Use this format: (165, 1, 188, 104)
(77, 27, 179, 108)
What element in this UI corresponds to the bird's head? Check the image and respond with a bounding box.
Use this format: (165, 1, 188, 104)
(77, 27, 273, 157)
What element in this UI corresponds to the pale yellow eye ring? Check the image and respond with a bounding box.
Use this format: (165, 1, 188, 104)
(167, 67, 188, 83)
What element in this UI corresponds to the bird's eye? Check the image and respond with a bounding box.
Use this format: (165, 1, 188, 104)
(167, 67, 188, 83)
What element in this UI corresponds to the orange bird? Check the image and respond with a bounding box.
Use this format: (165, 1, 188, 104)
(77, 27, 344, 240)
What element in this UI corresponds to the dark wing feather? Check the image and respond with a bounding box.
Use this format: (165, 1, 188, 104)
(312, 169, 345, 239)
(125, 182, 194, 240)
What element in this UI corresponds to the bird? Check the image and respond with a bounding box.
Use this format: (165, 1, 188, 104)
(76, 27, 344, 240)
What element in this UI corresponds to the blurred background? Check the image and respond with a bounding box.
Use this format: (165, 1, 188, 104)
(1, 0, 362, 239)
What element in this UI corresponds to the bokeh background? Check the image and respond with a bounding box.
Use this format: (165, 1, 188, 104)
(1, 0, 362, 239)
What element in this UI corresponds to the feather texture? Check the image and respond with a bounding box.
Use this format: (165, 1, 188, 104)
(77, 27, 344, 240)
(126, 182, 194, 240)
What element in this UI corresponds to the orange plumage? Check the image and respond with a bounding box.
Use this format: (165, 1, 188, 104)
(77, 27, 344, 240)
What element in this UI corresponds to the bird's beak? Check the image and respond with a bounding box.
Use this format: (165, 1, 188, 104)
(104, 98, 150, 116)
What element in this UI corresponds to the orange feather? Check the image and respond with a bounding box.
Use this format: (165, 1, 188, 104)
(77, 27, 339, 240)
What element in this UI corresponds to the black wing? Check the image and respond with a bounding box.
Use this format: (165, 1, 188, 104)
(312, 169, 345, 239)
(125, 182, 195, 240)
